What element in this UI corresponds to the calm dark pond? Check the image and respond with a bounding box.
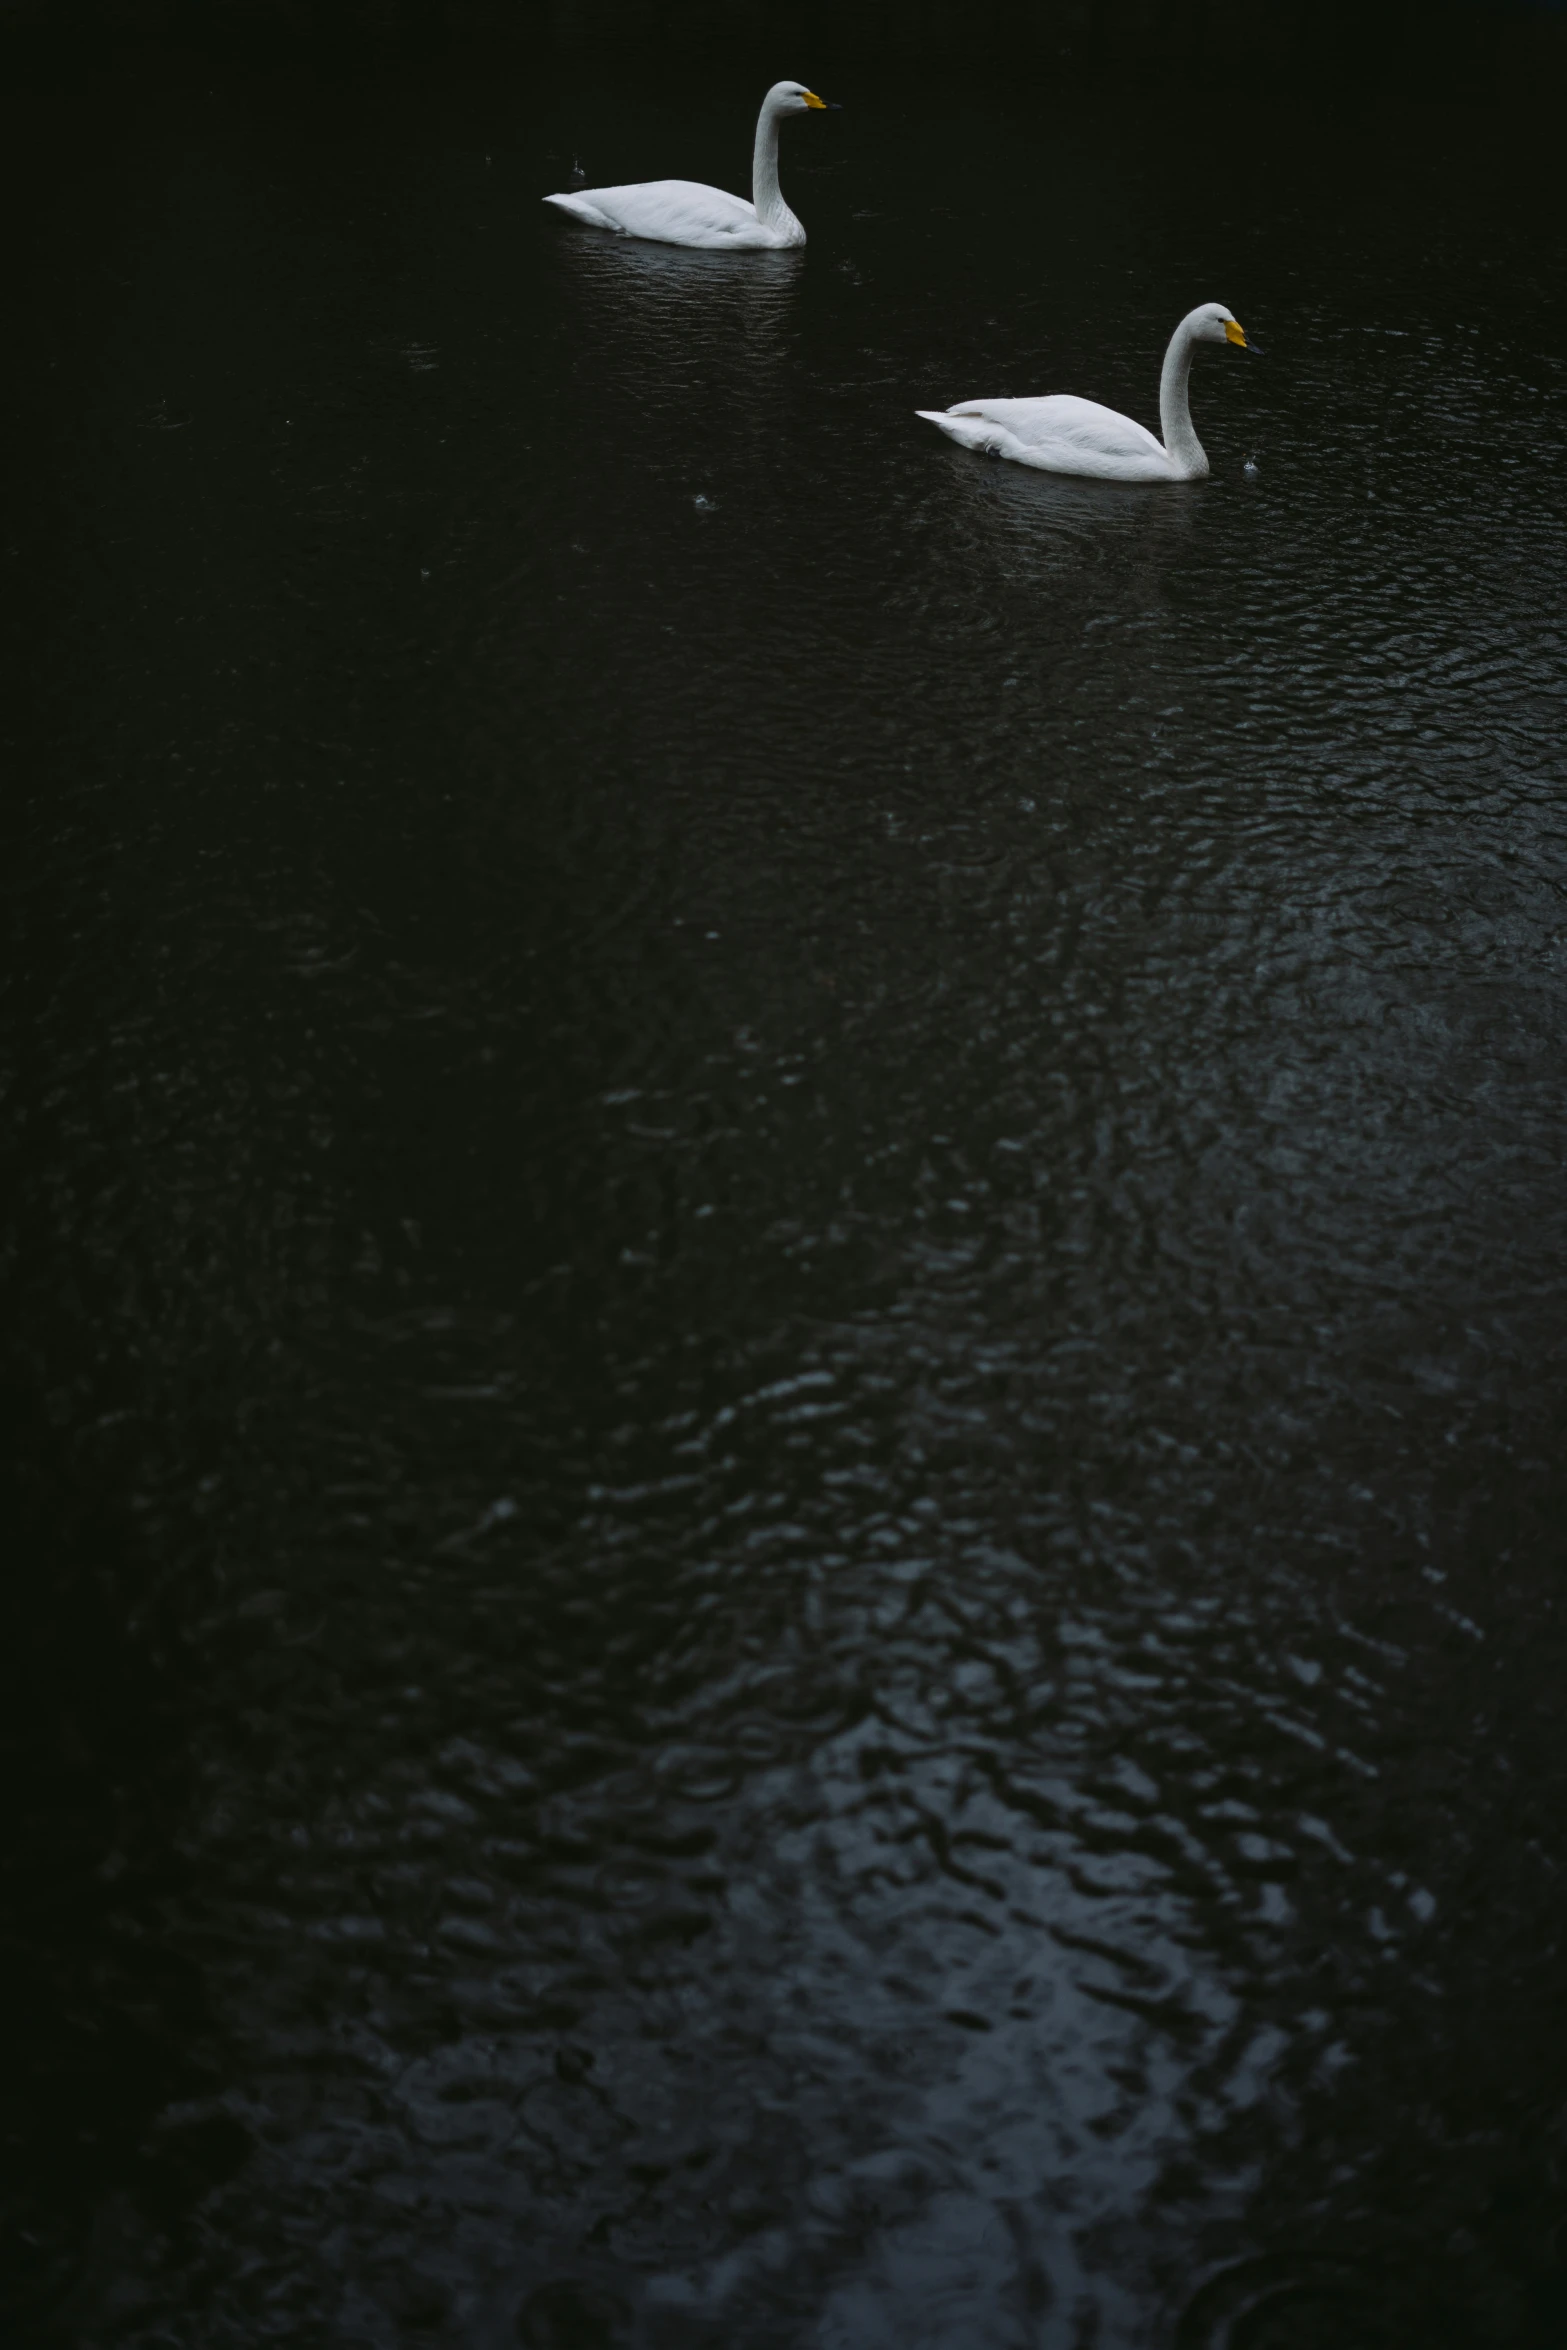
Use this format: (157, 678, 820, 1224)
(5, 51, 1567, 2350)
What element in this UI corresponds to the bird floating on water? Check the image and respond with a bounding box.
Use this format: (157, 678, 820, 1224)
(543, 82, 838, 250)
(917, 304, 1262, 483)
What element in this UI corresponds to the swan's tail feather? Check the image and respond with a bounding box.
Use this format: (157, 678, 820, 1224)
(544, 191, 618, 229)
(916, 409, 1001, 453)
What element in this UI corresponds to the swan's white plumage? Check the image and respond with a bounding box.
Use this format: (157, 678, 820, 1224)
(543, 82, 828, 251)
(917, 304, 1256, 484)
(544, 180, 775, 249)
(916, 395, 1176, 481)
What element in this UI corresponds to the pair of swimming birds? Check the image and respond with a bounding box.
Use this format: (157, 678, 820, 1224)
(544, 81, 1260, 487)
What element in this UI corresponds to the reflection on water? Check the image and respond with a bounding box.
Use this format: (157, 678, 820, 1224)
(4, 56, 1567, 2350)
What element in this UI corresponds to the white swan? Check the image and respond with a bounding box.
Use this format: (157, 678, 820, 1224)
(543, 83, 836, 251)
(917, 304, 1261, 483)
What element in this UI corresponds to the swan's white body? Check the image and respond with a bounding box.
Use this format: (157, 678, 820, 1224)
(543, 83, 830, 250)
(917, 304, 1257, 483)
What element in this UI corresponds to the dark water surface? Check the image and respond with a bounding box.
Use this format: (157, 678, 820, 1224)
(5, 59, 1567, 2349)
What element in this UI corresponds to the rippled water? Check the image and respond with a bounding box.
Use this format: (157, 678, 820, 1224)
(5, 57, 1567, 2350)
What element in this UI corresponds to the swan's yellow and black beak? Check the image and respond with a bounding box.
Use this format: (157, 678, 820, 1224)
(1225, 318, 1263, 354)
(803, 90, 841, 109)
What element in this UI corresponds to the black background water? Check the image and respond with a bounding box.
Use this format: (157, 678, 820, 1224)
(4, 42, 1567, 2349)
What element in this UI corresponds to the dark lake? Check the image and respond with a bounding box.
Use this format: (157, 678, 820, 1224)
(5, 45, 1567, 2350)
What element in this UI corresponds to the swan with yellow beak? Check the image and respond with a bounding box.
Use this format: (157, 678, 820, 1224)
(544, 83, 837, 250)
(918, 305, 1262, 482)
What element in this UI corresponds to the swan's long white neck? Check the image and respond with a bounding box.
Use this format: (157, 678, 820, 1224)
(1158, 311, 1210, 480)
(751, 95, 795, 231)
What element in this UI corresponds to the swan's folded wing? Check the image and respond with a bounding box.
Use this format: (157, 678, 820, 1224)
(950, 395, 1166, 457)
(946, 394, 1171, 478)
(543, 178, 762, 246)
